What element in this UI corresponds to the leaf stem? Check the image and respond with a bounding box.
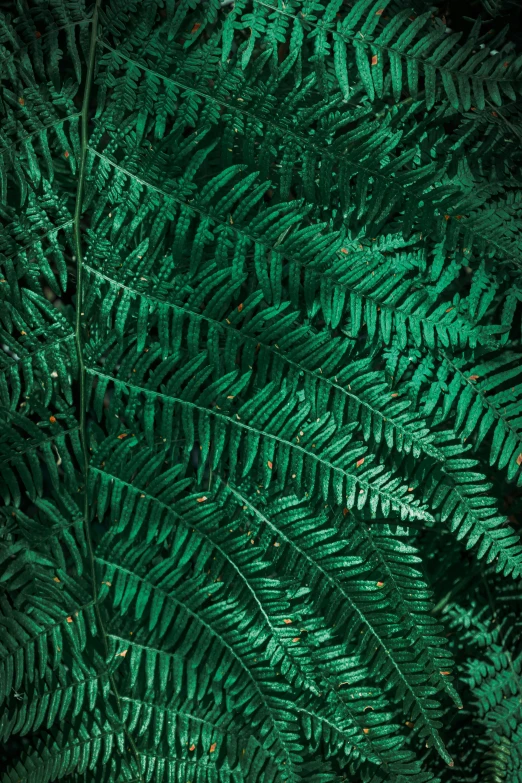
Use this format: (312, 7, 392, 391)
(74, 4, 98, 460)
(73, 3, 144, 780)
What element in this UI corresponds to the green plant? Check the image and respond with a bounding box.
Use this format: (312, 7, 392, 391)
(1, 0, 522, 781)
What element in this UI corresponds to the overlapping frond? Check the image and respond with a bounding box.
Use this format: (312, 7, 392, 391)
(1, 0, 522, 781)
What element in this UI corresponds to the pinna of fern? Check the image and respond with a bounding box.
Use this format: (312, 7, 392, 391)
(0, 0, 522, 782)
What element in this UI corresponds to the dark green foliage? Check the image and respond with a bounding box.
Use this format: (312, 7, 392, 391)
(0, 0, 521, 781)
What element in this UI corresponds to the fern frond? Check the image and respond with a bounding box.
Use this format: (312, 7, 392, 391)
(2, 0, 522, 780)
